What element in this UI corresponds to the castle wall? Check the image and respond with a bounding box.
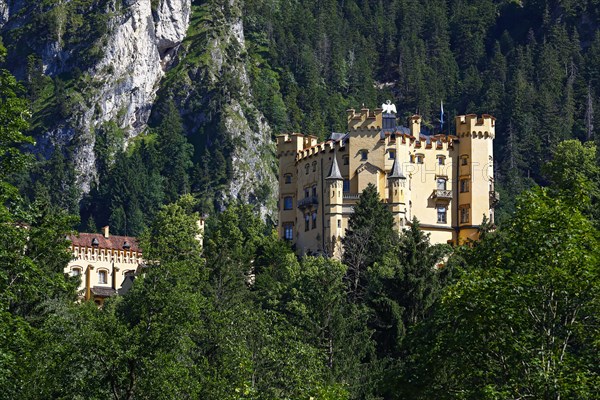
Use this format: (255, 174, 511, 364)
(276, 106, 496, 256)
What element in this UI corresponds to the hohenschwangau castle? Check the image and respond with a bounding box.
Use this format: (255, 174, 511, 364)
(276, 103, 498, 257)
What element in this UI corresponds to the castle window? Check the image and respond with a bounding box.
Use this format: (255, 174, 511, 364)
(460, 179, 470, 193)
(305, 164, 310, 174)
(410, 155, 415, 163)
(312, 212, 317, 229)
(460, 207, 470, 224)
(312, 161, 317, 172)
(283, 223, 293, 240)
(312, 185, 317, 197)
(343, 179, 350, 193)
(284, 174, 292, 184)
(343, 155, 349, 165)
(437, 178, 447, 190)
(461, 155, 468, 166)
(360, 150, 368, 161)
(305, 214, 310, 231)
(388, 150, 396, 160)
(416, 154, 424, 164)
(437, 207, 447, 224)
(304, 188, 309, 198)
(437, 156, 445, 165)
(98, 270, 108, 284)
(337, 219, 342, 228)
(283, 196, 293, 210)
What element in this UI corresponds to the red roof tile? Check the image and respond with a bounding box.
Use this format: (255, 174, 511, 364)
(69, 233, 141, 253)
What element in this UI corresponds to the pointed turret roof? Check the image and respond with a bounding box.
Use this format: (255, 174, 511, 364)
(326, 155, 343, 180)
(388, 158, 405, 179)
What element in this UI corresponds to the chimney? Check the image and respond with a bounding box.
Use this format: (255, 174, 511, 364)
(102, 226, 109, 238)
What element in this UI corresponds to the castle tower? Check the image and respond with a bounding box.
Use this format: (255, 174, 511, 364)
(454, 114, 496, 243)
(387, 156, 407, 230)
(325, 154, 344, 258)
(276, 133, 305, 243)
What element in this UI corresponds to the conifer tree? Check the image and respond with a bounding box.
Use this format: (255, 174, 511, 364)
(342, 183, 396, 301)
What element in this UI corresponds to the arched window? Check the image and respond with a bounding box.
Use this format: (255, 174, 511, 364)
(305, 164, 310, 174)
(312, 161, 317, 172)
(71, 267, 82, 276)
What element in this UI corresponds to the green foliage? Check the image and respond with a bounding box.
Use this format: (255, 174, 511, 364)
(343, 183, 396, 301)
(368, 219, 450, 358)
(401, 188, 600, 399)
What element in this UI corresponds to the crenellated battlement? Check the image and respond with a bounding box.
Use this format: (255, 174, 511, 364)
(276, 102, 497, 256)
(455, 114, 496, 139)
(347, 107, 383, 131)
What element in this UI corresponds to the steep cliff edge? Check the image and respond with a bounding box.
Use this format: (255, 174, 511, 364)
(152, 0, 277, 215)
(1, 0, 192, 193)
(0, 0, 276, 219)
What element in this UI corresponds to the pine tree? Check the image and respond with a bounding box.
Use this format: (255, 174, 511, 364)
(342, 183, 396, 302)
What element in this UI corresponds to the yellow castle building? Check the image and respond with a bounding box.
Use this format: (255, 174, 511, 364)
(65, 225, 144, 305)
(65, 221, 205, 305)
(276, 103, 498, 257)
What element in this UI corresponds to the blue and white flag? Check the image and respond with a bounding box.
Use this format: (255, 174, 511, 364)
(440, 101, 444, 131)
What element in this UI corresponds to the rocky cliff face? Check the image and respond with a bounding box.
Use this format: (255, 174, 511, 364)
(0, 0, 277, 216)
(196, 4, 277, 215)
(152, 0, 278, 216)
(67, 0, 191, 193)
(0, 0, 191, 192)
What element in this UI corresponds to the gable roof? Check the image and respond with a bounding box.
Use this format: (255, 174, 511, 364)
(69, 233, 141, 253)
(356, 162, 383, 175)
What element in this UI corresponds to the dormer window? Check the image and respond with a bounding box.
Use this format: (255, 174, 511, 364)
(91, 238, 99, 247)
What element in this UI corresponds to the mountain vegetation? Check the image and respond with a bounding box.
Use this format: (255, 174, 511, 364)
(1, 1, 600, 398)
(1, 0, 600, 228)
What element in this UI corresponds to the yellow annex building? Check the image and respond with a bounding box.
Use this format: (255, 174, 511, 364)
(65, 226, 144, 305)
(276, 103, 498, 257)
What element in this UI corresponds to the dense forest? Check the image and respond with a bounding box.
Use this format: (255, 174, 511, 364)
(2, 0, 600, 398)
(2, 66, 600, 396)
(1, 0, 600, 229)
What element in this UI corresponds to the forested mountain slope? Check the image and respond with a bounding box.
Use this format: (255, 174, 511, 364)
(1, 0, 600, 230)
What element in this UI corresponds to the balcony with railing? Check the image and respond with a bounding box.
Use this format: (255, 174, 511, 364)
(432, 189, 453, 200)
(343, 193, 361, 200)
(298, 196, 319, 209)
